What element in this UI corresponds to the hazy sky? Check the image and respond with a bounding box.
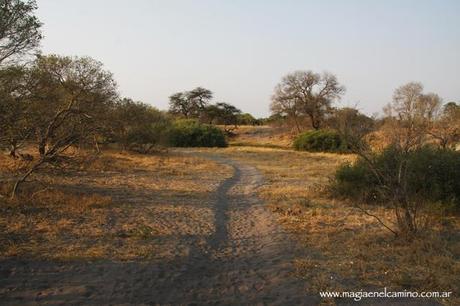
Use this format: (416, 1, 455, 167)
(36, 0, 460, 117)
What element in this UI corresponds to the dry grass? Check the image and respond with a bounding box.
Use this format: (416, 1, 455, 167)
(1, 138, 458, 304)
(219, 146, 459, 305)
(0, 150, 232, 262)
(228, 125, 294, 149)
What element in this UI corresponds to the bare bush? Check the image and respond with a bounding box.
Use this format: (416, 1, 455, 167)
(429, 101, 460, 149)
(336, 84, 457, 238)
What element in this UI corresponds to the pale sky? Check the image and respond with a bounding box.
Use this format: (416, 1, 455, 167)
(36, 0, 460, 117)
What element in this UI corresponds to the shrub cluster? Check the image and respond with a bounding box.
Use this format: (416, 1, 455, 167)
(333, 146, 460, 208)
(293, 129, 348, 152)
(169, 120, 227, 147)
(110, 99, 171, 153)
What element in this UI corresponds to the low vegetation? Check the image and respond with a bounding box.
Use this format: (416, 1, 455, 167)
(334, 145, 460, 208)
(110, 98, 171, 153)
(293, 129, 348, 153)
(0, 150, 232, 261)
(169, 120, 227, 148)
(218, 145, 459, 305)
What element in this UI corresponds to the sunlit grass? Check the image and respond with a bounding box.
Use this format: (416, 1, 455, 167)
(0, 150, 232, 261)
(218, 145, 459, 305)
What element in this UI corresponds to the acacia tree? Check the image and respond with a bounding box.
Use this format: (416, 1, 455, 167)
(168, 87, 212, 118)
(0, 0, 42, 65)
(271, 70, 345, 131)
(213, 102, 241, 133)
(237, 113, 258, 125)
(8, 55, 118, 197)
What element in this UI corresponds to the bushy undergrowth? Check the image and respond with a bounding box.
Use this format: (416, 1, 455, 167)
(333, 146, 460, 208)
(293, 129, 348, 152)
(169, 119, 227, 147)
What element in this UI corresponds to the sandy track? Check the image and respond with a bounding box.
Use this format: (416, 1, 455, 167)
(0, 153, 316, 305)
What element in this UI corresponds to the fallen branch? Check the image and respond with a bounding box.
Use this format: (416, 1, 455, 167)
(354, 203, 398, 236)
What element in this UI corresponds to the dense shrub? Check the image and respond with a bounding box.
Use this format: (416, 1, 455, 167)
(169, 120, 227, 147)
(293, 129, 348, 152)
(333, 146, 460, 208)
(111, 99, 171, 153)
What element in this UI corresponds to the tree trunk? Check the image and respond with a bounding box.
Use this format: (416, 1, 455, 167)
(9, 147, 18, 159)
(93, 135, 100, 153)
(292, 115, 301, 133)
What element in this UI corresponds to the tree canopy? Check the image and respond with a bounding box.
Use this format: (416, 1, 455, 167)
(0, 0, 43, 65)
(168, 87, 213, 118)
(271, 70, 345, 130)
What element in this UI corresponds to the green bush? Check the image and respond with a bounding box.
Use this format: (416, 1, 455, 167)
(293, 129, 348, 152)
(111, 99, 171, 153)
(333, 146, 460, 208)
(169, 119, 227, 147)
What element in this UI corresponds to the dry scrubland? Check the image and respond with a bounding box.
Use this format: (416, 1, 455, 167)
(228, 125, 294, 148)
(0, 126, 459, 305)
(222, 126, 460, 305)
(0, 150, 232, 261)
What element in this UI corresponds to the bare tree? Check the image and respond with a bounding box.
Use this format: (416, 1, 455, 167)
(339, 83, 448, 237)
(429, 102, 460, 149)
(271, 70, 345, 131)
(270, 84, 302, 132)
(0, 0, 42, 65)
(383, 82, 442, 151)
(329, 107, 375, 150)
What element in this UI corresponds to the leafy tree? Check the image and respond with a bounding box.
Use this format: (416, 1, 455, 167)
(214, 102, 241, 127)
(111, 98, 171, 153)
(237, 113, 258, 125)
(201, 104, 221, 124)
(0, 65, 33, 157)
(7, 55, 118, 197)
(0, 0, 43, 65)
(168, 87, 212, 118)
(201, 102, 241, 134)
(271, 70, 345, 130)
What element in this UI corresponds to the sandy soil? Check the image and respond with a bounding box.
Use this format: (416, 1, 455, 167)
(0, 152, 317, 305)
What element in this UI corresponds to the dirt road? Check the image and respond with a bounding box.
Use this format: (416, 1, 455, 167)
(0, 153, 316, 305)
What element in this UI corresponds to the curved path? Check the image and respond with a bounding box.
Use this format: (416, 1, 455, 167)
(0, 153, 317, 305)
(160, 153, 315, 305)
